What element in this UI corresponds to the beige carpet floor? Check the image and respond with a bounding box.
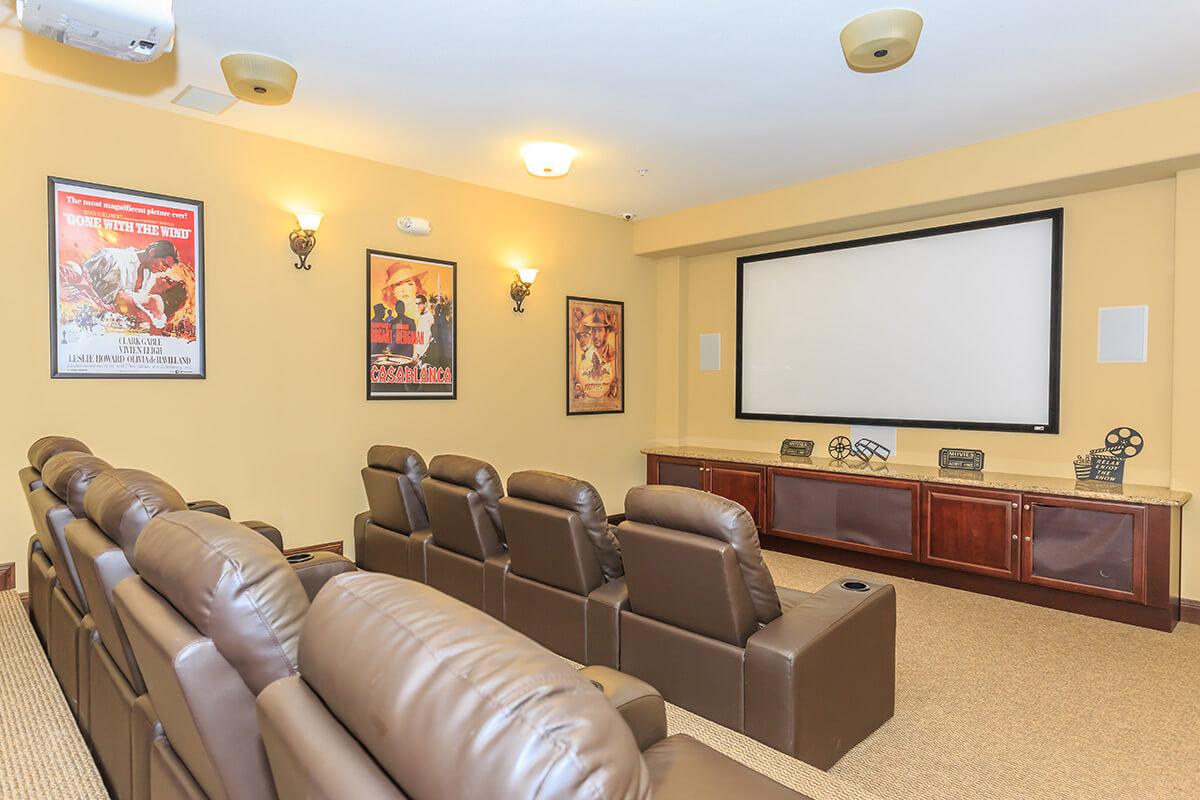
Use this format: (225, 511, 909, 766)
(0, 591, 107, 799)
(758, 551, 1200, 800)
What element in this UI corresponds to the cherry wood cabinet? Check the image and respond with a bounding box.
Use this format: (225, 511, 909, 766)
(644, 452, 1183, 630)
(648, 456, 765, 529)
(921, 485, 1021, 580)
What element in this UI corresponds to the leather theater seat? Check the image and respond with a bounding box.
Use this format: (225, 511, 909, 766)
(498, 469, 627, 666)
(256, 572, 809, 799)
(20, 435, 92, 646)
(29, 451, 113, 724)
(421, 454, 509, 616)
(113, 510, 312, 800)
(353, 445, 431, 580)
(616, 485, 897, 769)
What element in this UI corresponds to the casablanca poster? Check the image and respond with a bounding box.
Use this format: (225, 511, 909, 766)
(567, 296, 624, 415)
(366, 250, 457, 400)
(49, 178, 204, 378)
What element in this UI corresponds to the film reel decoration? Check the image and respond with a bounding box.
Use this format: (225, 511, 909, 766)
(828, 436, 853, 460)
(852, 438, 892, 463)
(1074, 425, 1144, 484)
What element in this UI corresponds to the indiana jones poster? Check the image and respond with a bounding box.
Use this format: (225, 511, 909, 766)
(567, 296, 624, 415)
(367, 250, 456, 400)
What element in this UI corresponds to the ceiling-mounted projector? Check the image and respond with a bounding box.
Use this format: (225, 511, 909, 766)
(16, 0, 175, 63)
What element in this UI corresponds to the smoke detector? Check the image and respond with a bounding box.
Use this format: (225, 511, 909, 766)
(840, 9, 923, 73)
(220, 53, 297, 105)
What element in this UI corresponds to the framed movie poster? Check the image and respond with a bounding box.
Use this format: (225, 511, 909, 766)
(567, 296, 624, 415)
(49, 177, 205, 378)
(366, 249, 457, 400)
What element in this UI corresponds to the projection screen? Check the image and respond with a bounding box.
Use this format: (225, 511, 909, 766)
(736, 209, 1062, 433)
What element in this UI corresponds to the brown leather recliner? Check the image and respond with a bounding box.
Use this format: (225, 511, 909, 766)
(421, 454, 509, 616)
(113, 511, 310, 800)
(354, 445, 431, 580)
(257, 572, 807, 799)
(617, 485, 897, 769)
(66, 469, 190, 800)
(20, 435, 91, 645)
(499, 469, 627, 666)
(29, 451, 113, 724)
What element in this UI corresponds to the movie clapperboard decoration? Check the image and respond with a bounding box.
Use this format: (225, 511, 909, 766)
(780, 439, 814, 457)
(1073, 427, 1144, 483)
(828, 436, 892, 463)
(939, 448, 985, 471)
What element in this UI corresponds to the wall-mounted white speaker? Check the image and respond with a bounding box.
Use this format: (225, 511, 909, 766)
(1097, 305, 1149, 363)
(397, 216, 432, 235)
(699, 333, 721, 371)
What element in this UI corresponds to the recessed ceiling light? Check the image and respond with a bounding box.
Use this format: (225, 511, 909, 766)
(171, 86, 237, 115)
(840, 9, 923, 73)
(520, 142, 577, 177)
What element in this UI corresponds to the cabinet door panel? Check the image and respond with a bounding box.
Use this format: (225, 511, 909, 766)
(656, 458, 705, 490)
(708, 465, 764, 528)
(769, 470, 918, 558)
(1022, 496, 1146, 603)
(922, 486, 1019, 580)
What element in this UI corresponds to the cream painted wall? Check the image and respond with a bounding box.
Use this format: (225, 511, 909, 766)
(0, 72, 656, 591)
(662, 180, 1198, 596)
(1171, 170, 1200, 602)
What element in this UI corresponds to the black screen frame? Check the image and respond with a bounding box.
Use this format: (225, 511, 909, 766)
(735, 208, 1063, 434)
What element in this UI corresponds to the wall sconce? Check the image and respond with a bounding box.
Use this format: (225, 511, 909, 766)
(290, 211, 323, 270)
(510, 267, 539, 313)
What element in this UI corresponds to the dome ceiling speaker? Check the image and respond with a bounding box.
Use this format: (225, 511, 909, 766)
(840, 9, 924, 73)
(220, 53, 298, 105)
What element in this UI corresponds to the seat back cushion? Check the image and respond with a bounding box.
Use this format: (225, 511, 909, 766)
(625, 485, 781, 625)
(84, 469, 188, 567)
(617, 521, 760, 647)
(507, 470, 623, 580)
(300, 573, 650, 800)
(423, 478, 505, 560)
(500, 496, 603, 595)
(28, 435, 91, 471)
(426, 454, 505, 538)
(362, 447, 431, 535)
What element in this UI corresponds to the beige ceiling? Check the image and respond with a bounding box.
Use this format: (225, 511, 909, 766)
(2, 1, 1200, 219)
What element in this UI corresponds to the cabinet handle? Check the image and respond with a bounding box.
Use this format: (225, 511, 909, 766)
(1011, 502, 1018, 508)
(1024, 536, 1031, 542)
(1011, 534, 1018, 541)
(1023, 504, 1030, 511)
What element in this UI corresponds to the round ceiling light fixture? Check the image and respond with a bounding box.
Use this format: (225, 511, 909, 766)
(221, 53, 298, 105)
(520, 142, 577, 177)
(839, 9, 923, 73)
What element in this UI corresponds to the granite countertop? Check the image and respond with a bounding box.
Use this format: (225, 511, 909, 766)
(642, 445, 1192, 507)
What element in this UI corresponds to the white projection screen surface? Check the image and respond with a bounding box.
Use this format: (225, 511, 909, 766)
(736, 210, 1062, 433)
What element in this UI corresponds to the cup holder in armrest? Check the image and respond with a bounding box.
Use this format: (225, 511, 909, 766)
(286, 553, 315, 565)
(840, 579, 870, 592)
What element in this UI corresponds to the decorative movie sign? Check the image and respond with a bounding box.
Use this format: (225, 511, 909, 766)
(780, 439, 814, 457)
(939, 448, 985, 471)
(828, 436, 853, 460)
(828, 436, 892, 463)
(366, 250, 457, 400)
(1074, 426, 1144, 483)
(49, 177, 205, 378)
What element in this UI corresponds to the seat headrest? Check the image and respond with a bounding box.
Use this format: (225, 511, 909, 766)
(508, 470, 623, 580)
(367, 445, 428, 493)
(427, 454, 505, 533)
(83, 469, 187, 564)
(624, 485, 781, 624)
(300, 573, 650, 799)
(41, 451, 113, 517)
(28, 436, 91, 471)
(135, 511, 308, 695)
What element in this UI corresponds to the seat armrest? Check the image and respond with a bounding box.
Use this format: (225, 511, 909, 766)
(585, 577, 628, 668)
(408, 528, 433, 583)
(352, 511, 370, 567)
(288, 552, 356, 601)
(745, 579, 896, 769)
(579, 665, 667, 752)
(483, 552, 510, 620)
(187, 500, 232, 518)
(240, 520, 285, 551)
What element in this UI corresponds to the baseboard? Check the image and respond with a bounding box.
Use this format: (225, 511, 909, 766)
(283, 540, 344, 557)
(18, 592, 29, 610)
(0, 561, 14, 591)
(1182, 598, 1200, 625)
